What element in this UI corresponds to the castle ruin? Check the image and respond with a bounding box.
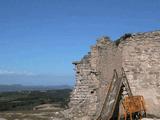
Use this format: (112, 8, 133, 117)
(68, 31, 160, 120)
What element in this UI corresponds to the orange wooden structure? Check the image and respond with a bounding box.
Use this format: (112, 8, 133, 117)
(96, 68, 146, 120)
(119, 96, 146, 120)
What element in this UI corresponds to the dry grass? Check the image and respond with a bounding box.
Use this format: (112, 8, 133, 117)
(0, 109, 65, 120)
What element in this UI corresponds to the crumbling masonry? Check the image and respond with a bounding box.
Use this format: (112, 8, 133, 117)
(68, 31, 160, 120)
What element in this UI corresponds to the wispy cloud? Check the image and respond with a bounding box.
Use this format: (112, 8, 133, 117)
(0, 69, 34, 76)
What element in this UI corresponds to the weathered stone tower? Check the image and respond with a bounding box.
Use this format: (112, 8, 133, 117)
(68, 31, 160, 120)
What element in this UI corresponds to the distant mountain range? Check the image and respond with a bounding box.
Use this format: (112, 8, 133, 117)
(0, 84, 73, 92)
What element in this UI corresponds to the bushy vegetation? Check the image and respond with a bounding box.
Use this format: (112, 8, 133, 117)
(115, 33, 132, 46)
(0, 89, 72, 111)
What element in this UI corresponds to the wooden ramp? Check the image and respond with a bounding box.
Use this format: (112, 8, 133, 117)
(96, 68, 132, 120)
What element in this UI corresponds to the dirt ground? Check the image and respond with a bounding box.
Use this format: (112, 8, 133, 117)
(0, 109, 65, 120)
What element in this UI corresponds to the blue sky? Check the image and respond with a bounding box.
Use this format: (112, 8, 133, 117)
(0, 0, 160, 86)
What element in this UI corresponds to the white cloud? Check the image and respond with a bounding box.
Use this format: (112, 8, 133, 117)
(0, 69, 34, 76)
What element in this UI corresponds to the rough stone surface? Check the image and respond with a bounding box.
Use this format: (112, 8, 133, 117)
(69, 31, 160, 120)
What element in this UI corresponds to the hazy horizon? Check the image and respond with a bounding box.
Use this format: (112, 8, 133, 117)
(0, 73, 74, 86)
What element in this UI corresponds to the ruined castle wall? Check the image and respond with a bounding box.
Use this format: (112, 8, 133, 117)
(69, 38, 122, 119)
(120, 31, 160, 117)
(94, 39, 122, 118)
(69, 52, 100, 119)
(69, 54, 95, 119)
(69, 31, 160, 119)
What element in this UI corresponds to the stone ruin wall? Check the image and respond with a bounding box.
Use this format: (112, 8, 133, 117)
(120, 31, 160, 117)
(69, 31, 160, 119)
